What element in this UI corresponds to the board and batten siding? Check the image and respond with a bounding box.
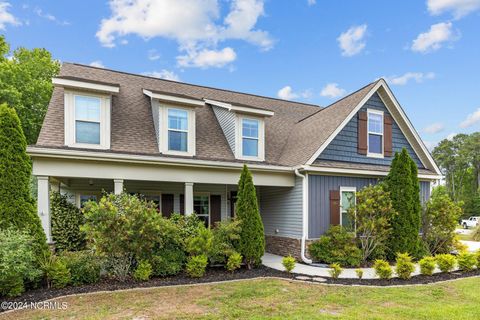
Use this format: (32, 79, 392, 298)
(308, 174, 431, 239)
(259, 176, 303, 238)
(317, 93, 424, 168)
(212, 105, 236, 155)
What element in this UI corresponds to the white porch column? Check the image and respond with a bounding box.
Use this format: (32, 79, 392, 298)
(184, 182, 194, 215)
(37, 176, 52, 243)
(114, 179, 124, 195)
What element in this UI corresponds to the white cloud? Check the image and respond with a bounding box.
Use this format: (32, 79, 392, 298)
(0, 2, 20, 30)
(142, 69, 180, 81)
(423, 122, 445, 134)
(89, 60, 105, 68)
(96, 0, 272, 68)
(277, 86, 311, 100)
(460, 108, 480, 128)
(34, 7, 69, 25)
(337, 24, 367, 57)
(177, 47, 236, 68)
(307, 0, 316, 5)
(148, 49, 161, 61)
(320, 83, 346, 99)
(385, 72, 436, 85)
(447, 132, 457, 140)
(411, 22, 457, 53)
(427, 0, 480, 19)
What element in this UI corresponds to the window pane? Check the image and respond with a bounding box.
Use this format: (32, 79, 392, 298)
(168, 130, 187, 151)
(80, 195, 97, 208)
(168, 109, 188, 130)
(341, 191, 355, 231)
(75, 96, 100, 121)
(243, 138, 258, 157)
(76, 121, 100, 144)
(194, 195, 209, 216)
(368, 113, 383, 134)
(368, 134, 382, 154)
(242, 119, 259, 138)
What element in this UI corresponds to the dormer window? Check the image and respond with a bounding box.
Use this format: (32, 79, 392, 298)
(168, 108, 189, 152)
(242, 118, 259, 157)
(75, 96, 101, 144)
(367, 109, 384, 157)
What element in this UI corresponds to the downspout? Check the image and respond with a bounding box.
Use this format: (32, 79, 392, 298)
(295, 168, 313, 264)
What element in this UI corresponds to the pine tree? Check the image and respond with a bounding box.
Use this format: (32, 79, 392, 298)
(0, 103, 48, 256)
(236, 165, 265, 269)
(385, 148, 421, 259)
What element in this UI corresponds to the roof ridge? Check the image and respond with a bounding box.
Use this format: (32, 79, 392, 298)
(66, 62, 322, 109)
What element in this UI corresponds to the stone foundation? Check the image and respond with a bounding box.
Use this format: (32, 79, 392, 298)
(265, 235, 303, 260)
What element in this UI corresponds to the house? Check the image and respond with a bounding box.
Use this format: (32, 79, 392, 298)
(29, 63, 442, 262)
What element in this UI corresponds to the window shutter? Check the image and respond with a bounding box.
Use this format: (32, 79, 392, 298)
(180, 194, 185, 215)
(210, 195, 222, 227)
(384, 114, 393, 157)
(329, 190, 341, 226)
(358, 111, 368, 155)
(161, 194, 174, 218)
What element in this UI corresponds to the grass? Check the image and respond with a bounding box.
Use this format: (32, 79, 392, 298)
(2, 277, 480, 319)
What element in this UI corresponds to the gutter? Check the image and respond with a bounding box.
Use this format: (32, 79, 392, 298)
(294, 168, 313, 264)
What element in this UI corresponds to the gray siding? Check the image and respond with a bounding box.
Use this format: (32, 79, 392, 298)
(259, 176, 303, 238)
(212, 105, 236, 155)
(420, 181, 431, 204)
(318, 93, 424, 168)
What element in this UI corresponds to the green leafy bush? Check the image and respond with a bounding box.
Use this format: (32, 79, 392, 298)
(435, 254, 456, 273)
(105, 254, 134, 282)
(355, 269, 364, 279)
(0, 229, 42, 297)
(419, 256, 436, 276)
(133, 260, 153, 281)
(39, 253, 71, 289)
(150, 247, 185, 277)
(395, 253, 415, 279)
(282, 256, 296, 273)
(209, 220, 242, 265)
(457, 252, 476, 272)
(226, 252, 242, 272)
(329, 263, 343, 279)
(373, 260, 393, 279)
(60, 251, 102, 285)
(186, 226, 213, 256)
(170, 213, 204, 249)
(51, 191, 86, 252)
(186, 255, 208, 278)
(309, 225, 362, 267)
(476, 250, 480, 268)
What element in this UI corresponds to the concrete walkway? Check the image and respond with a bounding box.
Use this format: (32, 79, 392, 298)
(462, 240, 480, 252)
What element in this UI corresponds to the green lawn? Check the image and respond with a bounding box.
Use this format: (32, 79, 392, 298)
(2, 277, 480, 320)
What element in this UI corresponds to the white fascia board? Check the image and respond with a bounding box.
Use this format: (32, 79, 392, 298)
(143, 89, 204, 107)
(52, 77, 119, 94)
(302, 165, 442, 180)
(204, 98, 274, 117)
(27, 147, 293, 173)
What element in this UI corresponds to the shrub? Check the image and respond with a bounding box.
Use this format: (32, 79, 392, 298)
(39, 253, 71, 289)
(186, 255, 208, 278)
(355, 269, 364, 279)
(133, 260, 153, 281)
(60, 251, 102, 286)
(419, 257, 436, 276)
(226, 252, 243, 272)
(473, 226, 480, 242)
(236, 165, 265, 269)
(170, 213, 204, 249)
(422, 187, 462, 255)
(0, 229, 42, 297)
(309, 225, 362, 267)
(395, 253, 415, 279)
(435, 254, 456, 273)
(282, 256, 296, 273)
(385, 148, 422, 259)
(373, 260, 392, 279)
(329, 263, 343, 279)
(209, 220, 242, 265)
(351, 184, 396, 263)
(186, 226, 213, 256)
(457, 252, 476, 272)
(150, 247, 185, 277)
(0, 104, 48, 258)
(51, 191, 86, 252)
(476, 250, 480, 268)
(105, 254, 134, 282)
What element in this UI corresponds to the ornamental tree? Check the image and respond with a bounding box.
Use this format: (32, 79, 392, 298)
(236, 165, 265, 269)
(0, 103, 48, 256)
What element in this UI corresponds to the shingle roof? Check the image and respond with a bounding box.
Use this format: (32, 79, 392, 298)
(313, 160, 436, 176)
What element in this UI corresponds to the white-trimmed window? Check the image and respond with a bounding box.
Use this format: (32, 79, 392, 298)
(64, 91, 111, 149)
(367, 109, 384, 157)
(236, 116, 265, 161)
(194, 193, 210, 227)
(168, 108, 188, 152)
(340, 187, 356, 231)
(158, 104, 196, 156)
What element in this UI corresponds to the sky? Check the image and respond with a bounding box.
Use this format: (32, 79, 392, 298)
(1, 0, 479, 149)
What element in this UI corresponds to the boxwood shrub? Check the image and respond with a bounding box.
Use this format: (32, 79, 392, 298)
(60, 251, 102, 286)
(435, 254, 456, 273)
(457, 252, 476, 272)
(419, 256, 436, 276)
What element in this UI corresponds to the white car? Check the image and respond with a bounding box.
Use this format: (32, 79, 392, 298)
(461, 216, 480, 229)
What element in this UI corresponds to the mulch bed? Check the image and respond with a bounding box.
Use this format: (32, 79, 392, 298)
(2, 266, 480, 309)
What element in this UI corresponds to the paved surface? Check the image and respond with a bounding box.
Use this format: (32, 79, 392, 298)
(462, 240, 480, 252)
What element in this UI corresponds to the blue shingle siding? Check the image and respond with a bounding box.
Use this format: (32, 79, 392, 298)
(317, 93, 424, 168)
(308, 174, 432, 238)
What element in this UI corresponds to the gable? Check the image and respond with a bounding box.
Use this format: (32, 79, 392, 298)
(317, 92, 425, 168)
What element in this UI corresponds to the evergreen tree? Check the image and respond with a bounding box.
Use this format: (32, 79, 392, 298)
(385, 148, 421, 259)
(0, 103, 47, 256)
(236, 165, 265, 269)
